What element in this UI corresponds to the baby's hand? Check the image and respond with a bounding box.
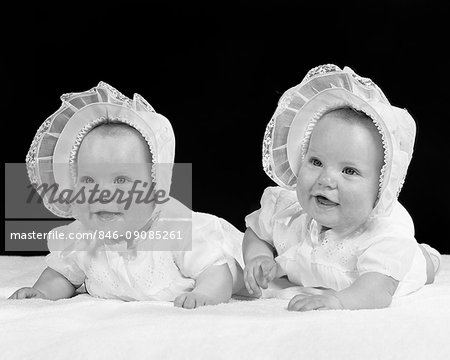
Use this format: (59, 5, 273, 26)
(174, 292, 217, 309)
(287, 290, 343, 311)
(244, 255, 279, 297)
(8, 287, 47, 300)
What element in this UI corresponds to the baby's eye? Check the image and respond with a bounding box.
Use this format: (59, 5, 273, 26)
(310, 158, 322, 167)
(80, 176, 95, 184)
(342, 167, 358, 176)
(114, 176, 131, 185)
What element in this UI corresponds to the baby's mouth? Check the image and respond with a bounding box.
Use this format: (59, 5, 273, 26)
(315, 195, 338, 207)
(94, 211, 122, 222)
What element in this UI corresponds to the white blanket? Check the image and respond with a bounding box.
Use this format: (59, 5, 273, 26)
(1, 255, 449, 360)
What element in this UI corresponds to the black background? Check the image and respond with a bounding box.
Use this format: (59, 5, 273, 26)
(4, 2, 449, 255)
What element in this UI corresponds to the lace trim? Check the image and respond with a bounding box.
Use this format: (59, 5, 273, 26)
(25, 115, 74, 217)
(97, 81, 132, 107)
(302, 64, 342, 83)
(396, 175, 406, 198)
(134, 92, 156, 113)
(263, 87, 302, 187)
(26, 116, 53, 184)
(274, 90, 295, 117)
(60, 87, 97, 103)
(262, 117, 275, 180)
(350, 72, 375, 88)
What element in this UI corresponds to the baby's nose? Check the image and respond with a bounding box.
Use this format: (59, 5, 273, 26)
(317, 171, 337, 189)
(91, 184, 120, 204)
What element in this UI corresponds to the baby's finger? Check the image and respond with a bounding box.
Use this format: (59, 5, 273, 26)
(183, 295, 196, 309)
(260, 261, 270, 276)
(262, 262, 278, 287)
(258, 262, 271, 288)
(204, 298, 214, 306)
(288, 298, 311, 311)
(20, 290, 34, 299)
(244, 266, 260, 295)
(9, 288, 34, 299)
(249, 266, 263, 296)
(174, 294, 187, 308)
(300, 299, 326, 312)
(195, 297, 208, 308)
(287, 294, 309, 310)
(269, 262, 279, 280)
(288, 296, 325, 312)
(26, 290, 41, 298)
(243, 267, 253, 294)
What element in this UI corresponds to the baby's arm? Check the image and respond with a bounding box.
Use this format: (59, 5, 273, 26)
(242, 227, 280, 297)
(9, 267, 78, 300)
(288, 272, 399, 311)
(174, 263, 232, 309)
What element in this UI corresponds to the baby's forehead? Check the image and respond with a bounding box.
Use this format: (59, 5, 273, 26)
(308, 109, 385, 164)
(77, 123, 153, 162)
(314, 109, 382, 140)
(81, 124, 151, 151)
(320, 108, 377, 127)
(86, 123, 143, 139)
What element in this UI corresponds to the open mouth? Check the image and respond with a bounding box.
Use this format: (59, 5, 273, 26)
(315, 195, 338, 207)
(94, 211, 122, 222)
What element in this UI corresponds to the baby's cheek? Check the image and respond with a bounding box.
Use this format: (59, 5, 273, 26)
(341, 193, 371, 224)
(298, 166, 316, 186)
(122, 204, 155, 232)
(72, 202, 91, 228)
(296, 176, 312, 207)
(123, 188, 156, 227)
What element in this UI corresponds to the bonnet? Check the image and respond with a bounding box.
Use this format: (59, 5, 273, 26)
(26, 82, 175, 218)
(263, 64, 416, 218)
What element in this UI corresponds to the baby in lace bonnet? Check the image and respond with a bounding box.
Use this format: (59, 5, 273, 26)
(243, 65, 441, 311)
(9, 82, 244, 308)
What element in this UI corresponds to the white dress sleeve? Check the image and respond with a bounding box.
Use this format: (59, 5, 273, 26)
(45, 221, 87, 286)
(357, 236, 418, 281)
(244, 187, 283, 245)
(173, 214, 228, 280)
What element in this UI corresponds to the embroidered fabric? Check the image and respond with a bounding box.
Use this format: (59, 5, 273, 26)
(245, 186, 437, 297)
(45, 209, 244, 301)
(263, 64, 416, 218)
(26, 82, 174, 218)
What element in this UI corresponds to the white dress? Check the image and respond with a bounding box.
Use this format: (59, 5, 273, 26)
(29, 82, 246, 301)
(245, 186, 440, 297)
(46, 198, 244, 301)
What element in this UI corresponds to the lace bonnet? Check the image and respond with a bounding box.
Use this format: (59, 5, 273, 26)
(263, 64, 416, 217)
(26, 82, 175, 218)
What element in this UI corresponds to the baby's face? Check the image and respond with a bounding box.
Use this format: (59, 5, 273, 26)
(296, 112, 383, 234)
(73, 130, 155, 235)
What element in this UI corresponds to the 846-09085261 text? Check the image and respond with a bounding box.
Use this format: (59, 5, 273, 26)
(9, 230, 183, 241)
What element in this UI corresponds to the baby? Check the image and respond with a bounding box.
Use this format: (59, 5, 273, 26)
(243, 64, 441, 311)
(9, 82, 244, 308)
